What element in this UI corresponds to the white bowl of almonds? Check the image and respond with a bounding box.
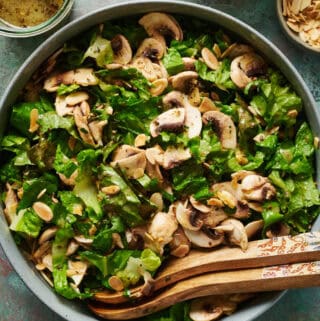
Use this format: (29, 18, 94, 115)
(277, 0, 320, 52)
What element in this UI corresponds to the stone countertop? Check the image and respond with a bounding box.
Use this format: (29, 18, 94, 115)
(0, 0, 319, 321)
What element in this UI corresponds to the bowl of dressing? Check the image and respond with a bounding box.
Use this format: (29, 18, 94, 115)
(0, 0, 74, 38)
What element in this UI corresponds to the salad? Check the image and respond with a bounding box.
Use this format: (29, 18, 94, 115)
(1, 11, 320, 320)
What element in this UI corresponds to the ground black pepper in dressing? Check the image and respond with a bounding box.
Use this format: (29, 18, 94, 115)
(0, 0, 63, 27)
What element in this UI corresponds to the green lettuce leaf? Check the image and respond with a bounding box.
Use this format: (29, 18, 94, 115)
(162, 47, 185, 75)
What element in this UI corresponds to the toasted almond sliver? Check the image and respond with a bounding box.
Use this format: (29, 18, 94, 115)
(207, 197, 224, 207)
(33, 202, 53, 222)
(29, 108, 39, 133)
(101, 185, 121, 195)
(109, 276, 124, 291)
(150, 192, 164, 212)
(135, 134, 148, 147)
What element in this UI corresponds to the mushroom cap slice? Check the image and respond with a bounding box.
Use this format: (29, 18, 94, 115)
(220, 218, 248, 250)
(136, 37, 166, 61)
(111, 152, 146, 179)
(189, 297, 224, 321)
(203, 110, 237, 149)
(221, 43, 254, 59)
(169, 226, 191, 258)
(184, 227, 224, 248)
(170, 71, 198, 93)
(230, 53, 267, 89)
(147, 211, 178, 254)
(201, 47, 219, 70)
(245, 219, 264, 240)
(175, 201, 202, 231)
(162, 90, 185, 108)
(113, 144, 143, 161)
(184, 98, 202, 138)
(139, 12, 183, 41)
(131, 57, 162, 82)
(44, 68, 99, 92)
(241, 174, 268, 192)
(162, 146, 191, 169)
(150, 107, 186, 137)
(111, 34, 132, 65)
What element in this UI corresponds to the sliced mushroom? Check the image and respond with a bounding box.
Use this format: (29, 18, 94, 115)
(162, 90, 185, 108)
(170, 71, 198, 93)
(42, 253, 53, 272)
(230, 53, 267, 89)
(189, 297, 224, 321)
(241, 174, 268, 192)
(169, 226, 191, 258)
(175, 201, 202, 231)
(44, 68, 99, 92)
(4, 183, 18, 224)
(88, 120, 107, 146)
(111, 34, 132, 65)
(184, 227, 224, 248)
(199, 207, 228, 228)
(221, 43, 254, 59)
(182, 57, 196, 71)
(73, 106, 96, 146)
(65, 91, 89, 106)
(131, 57, 162, 82)
(38, 227, 58, 245)
(147, 211, 178, 255)
(111, 151, 146, 179)
(245, 219, 264, 240)
(184, 98, 202, 138)
(145, 161, 164, 183)
(220, 218, 248, 250)
(190, 196, 211, 213)
(242, 182, 276, 202)
(126, 226, 147, 250)
(55, 95, 73, 117)
(145, 145, 164, 165)
(74, 235, 93, 245)
(67, 260, 88, 286)
(66, 240, 79, 256)
(139, 12, 183, 41)
(113, 144, 143, 161)
(201, 47, 219, 70)
(162, 146, 191, 169)
(150, 107, 185, 137)
(136, 37, 166, 61)
(266, 222, 290, 239)
(202, 111, 237, 149)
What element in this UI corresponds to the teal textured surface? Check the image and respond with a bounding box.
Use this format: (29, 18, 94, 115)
(0, 1, 319, 321)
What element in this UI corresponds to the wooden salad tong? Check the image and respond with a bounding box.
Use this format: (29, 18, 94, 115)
(88, 231, 320, 319)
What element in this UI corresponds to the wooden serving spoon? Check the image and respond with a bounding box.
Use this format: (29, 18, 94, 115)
(94, 231, 320, 304)
(89, 259, 320, 320)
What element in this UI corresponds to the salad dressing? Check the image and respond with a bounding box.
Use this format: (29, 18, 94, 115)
(0, 0, 63, 27)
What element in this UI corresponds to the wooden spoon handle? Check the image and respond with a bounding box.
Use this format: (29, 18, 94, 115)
(89, 260, 320, 320)
(94, 231, 320, 303)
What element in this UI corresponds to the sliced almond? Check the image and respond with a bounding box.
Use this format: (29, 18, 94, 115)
(29, 108, 39, 133)
(32, 202, 53, 222)
(101, 185, 121, 195)
(198, 97, 218, 113)
(108, 275, 124, 291)
(134, 134, 148, 147)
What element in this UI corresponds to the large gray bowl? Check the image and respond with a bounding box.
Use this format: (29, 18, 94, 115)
(1, 1, 319, 321)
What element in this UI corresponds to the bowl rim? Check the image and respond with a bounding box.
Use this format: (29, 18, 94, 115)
(0, 1, 319, 321)
(276, 0, 320, 54)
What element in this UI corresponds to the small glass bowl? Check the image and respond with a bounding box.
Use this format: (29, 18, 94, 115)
(0, 0, 74, 38)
